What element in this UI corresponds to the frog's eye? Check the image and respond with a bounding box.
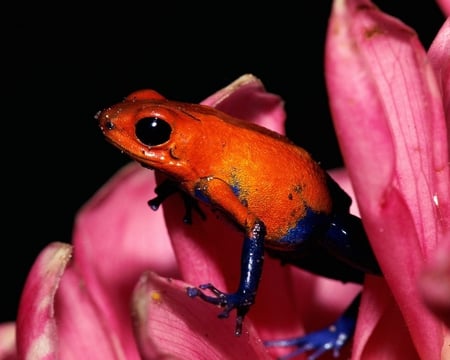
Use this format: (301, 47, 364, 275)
(135, 117, 172, 146)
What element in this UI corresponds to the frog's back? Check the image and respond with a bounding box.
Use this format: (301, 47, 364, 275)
(182, 106, 334, 244)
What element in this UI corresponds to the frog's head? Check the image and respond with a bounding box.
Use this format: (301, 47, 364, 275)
(96, 89, 213, 181)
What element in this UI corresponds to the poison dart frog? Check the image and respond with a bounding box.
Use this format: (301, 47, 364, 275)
(96, 83, 382, 360)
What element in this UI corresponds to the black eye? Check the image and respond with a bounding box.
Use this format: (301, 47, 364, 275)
(135, 117, 172, 146)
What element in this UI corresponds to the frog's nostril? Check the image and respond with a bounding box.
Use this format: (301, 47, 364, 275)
(105, 120, 115, 130)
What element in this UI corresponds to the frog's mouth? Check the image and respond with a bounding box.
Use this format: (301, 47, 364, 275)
(138, 162, 155, 171)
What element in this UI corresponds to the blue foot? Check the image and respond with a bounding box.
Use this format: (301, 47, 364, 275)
(264, 293, 361, 360)
(187, 283, 253, 336)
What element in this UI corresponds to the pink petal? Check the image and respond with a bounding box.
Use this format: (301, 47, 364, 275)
(54, 268, 127, 359)
(436, 0, 450, 17)
(0, 322, 17, 360)
(16, 242, 72, 359)
(326, 0, 450, 358)
(353, 277, 420, 360)
(131, 271, 271, 360)
(418, 241, 450, 328)
(428, 18, 450, 134)
(72, 162, 178, 359)
(202, 74, 286, 134)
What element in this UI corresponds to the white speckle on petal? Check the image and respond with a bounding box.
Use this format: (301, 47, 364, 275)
(26, 323, 56, 360)
(432, 193, 439, 207)
(36, 292, 52, 316)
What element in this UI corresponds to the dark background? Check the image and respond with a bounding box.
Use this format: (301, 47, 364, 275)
(2, 2, 445, 323)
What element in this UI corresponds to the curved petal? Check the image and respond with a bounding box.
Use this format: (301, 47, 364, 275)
(418, 240, 450, 328)
(131, 271, 271, 360)
(436, 0, 450, 17)
(418, 240, 450, 360)
(16, 242, 72, 359)
(55, 268, 127, 359)
(352, 277, 420, 360)
(72, 162, 178, 359)
(202, 74, 286, 134)
(428, 18, 450, 135)
(0, 322, 16, 360)
(325, 0, 450, 358)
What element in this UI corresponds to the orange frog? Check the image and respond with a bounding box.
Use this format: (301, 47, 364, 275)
(97, 86, 381, 360)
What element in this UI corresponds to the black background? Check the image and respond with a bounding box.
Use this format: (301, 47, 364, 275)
(2, 2, 446, 323)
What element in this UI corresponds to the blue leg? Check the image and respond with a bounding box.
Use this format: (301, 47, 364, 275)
(264, 293, 361, 360)
(148, 179, 205, 224)
(187, 220, 266, 335)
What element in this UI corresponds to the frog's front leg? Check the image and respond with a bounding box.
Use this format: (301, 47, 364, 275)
(148, 179, 206, 224)
(186, 177, 265, 335)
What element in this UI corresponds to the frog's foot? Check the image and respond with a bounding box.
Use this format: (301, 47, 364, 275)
(264, 293, 360, 360)
(186, 283, 252, 336)
(264, 324, 351, 360)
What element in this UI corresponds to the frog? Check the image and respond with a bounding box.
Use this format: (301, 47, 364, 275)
(97, 86, 382, 359)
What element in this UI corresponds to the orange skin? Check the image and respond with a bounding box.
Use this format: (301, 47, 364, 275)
(97, 89, 381, 352)
(98, 90, 332, 249)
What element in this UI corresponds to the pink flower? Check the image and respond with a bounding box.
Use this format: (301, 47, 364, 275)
(325, 1, 449, 359)
(3, 2, 449, 360)
(7, 73, 360, 360)
(4, 74, 361, 360)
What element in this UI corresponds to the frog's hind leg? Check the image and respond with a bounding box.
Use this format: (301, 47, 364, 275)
(264, 293, 361, 360)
